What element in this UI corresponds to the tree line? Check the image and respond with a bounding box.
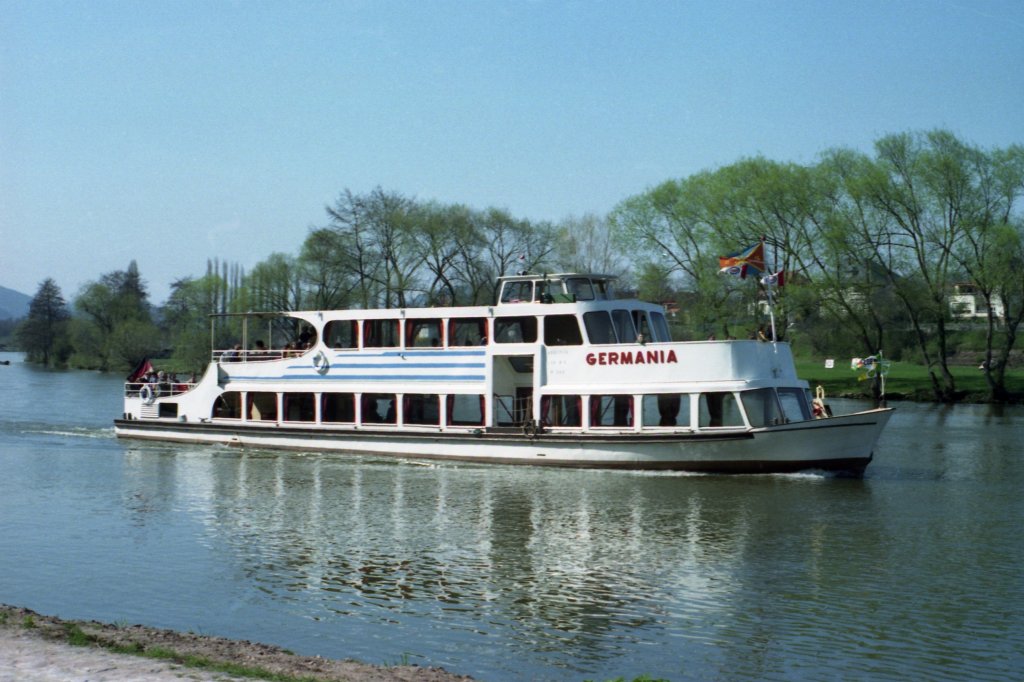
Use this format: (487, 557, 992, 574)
(14, 130, 1024, 402)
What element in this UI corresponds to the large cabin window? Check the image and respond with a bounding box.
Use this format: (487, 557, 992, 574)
(541, 395, 582, 427)
(544, 315, 583, 346)
(494, 316, 537, 343)
(642, 394, 690, 427)
(698, 392, 744, 428)
(247, 392, 278, 422)
(361, 393, 397, 424)
(321, 393, 355, 423)
(363, 319, 400, 348)
(283, 393, 315, 422)
(777, 388, 811, 422)
(590, 395, 633, 427)
(406, 319, 442, 348)
(501, 281, 534, 303)
(740, 389, 784, 427)
(612, 310, 636, 343)
(583, 311, 617, 344)
(449, 318, 487, 346)
(324, 320, 358, 349)
(565, 277, 595, 301)
(632, 311, 652, 343)
(403, 394, 440, 425)
(213, 392, 243, 419)
(650, 312, 672, 342)
(447, 394, 485, 426)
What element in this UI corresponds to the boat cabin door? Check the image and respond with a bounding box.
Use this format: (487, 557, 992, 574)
(491, 354, 535, 426)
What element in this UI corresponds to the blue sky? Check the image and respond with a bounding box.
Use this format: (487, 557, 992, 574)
(2, 0, 1022, 304)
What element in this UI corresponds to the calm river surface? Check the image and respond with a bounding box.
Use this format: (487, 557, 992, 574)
(1, 351, 1021, 681)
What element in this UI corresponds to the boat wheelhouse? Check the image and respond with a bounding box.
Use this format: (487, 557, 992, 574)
(115, 273, 892, 473)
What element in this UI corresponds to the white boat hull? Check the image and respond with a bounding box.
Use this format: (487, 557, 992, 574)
(114, 407, 892, 474)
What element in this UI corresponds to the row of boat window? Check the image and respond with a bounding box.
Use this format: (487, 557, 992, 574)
(499, 277, 613, 304)
(211, 388, 811, 428)
(319, 310, 672, 350)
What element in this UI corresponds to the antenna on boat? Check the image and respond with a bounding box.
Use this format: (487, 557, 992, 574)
(757, 236, 777, 342)
(764, 284, 777, 343)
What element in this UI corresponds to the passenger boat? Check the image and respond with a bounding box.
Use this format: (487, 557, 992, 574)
(114, 273, 892, 474)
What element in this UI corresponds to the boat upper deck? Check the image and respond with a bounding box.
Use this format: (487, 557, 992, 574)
(202, 273, 803, 393)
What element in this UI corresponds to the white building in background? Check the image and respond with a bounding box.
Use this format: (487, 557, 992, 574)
(950, 283, 1005, 320)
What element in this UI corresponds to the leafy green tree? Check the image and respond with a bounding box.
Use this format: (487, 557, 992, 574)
(947, 143, 1024, 400)
(66, 317, 104, 369)
(0, 318, 19, 347)
(991, 219, 1024, 394)
(164, 275, 222, 371)
(554, 213, 630, 283)
(476, 208, 556, 305)
(806, 150, 909, 372)
(108, 319, 163, 370)
(317, 191, 555, 309)
(15, 278, 71, 366)
(700, 158, 836, 341)
(610, 174, 737, 338)
(415, 202, 482, 306)
(851, 131, 1000, 401)
(323, 187, 425, 308)
(322, 188, 399, 308)
(367, 188, 425, 308)
(298, 228, 362, 310)
(73, 262, 160, 370)
(248, 253, 305, 312)
(634, 261, 676, 303)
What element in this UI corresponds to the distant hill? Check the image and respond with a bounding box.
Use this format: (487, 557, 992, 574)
(0, 286, 31, 320)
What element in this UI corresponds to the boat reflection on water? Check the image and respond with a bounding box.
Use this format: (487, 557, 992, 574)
(119, 444, 879, 673)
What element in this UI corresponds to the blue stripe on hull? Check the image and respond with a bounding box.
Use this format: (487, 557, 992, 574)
(314, 363, 485, 369)
(232, 374, 486, 382)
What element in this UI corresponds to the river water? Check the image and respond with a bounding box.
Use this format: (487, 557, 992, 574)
(0, 351, 1021, 681)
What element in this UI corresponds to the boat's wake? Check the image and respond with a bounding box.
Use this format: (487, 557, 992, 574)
(16, 425, 115, 440)
(623, 469, 829, 480)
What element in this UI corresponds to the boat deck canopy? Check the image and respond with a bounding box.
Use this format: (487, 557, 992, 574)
(497, 273, 619, 305)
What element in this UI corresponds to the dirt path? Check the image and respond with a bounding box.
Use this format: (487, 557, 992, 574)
(0, 605, 474, 682)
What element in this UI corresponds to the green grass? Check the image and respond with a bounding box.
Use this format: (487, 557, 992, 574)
(587, 676, 671, 682)
(794, 356, 1024, 402)
(0, 606, 325, 679)
(131, 647, 319, 681)
(73, 639, 320, 682)
(63, 623, 93, 646)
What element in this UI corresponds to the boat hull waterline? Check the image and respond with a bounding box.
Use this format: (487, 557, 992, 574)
(114, 408, 891, 474)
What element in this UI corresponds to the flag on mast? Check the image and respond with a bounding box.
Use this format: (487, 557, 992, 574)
(760, 270, 785, 287)
(127, 358, 153, 382)
(718, 242, 765, 279)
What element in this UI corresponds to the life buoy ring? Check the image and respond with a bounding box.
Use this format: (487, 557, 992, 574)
(140, 384, 157, 405)
(312, 349, 329, 375)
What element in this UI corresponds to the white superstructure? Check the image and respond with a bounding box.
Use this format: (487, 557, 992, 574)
(115, 273, 892, 474)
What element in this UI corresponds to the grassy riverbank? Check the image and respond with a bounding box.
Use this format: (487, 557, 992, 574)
(0, 604, 470, 682)
(794, 357, 1024, 403)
